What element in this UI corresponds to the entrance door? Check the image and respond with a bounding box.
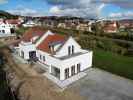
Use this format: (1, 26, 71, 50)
(10, 28, 14, 34)
(77, 63, 81, 73)
(65, 68, 69, 79)
(71, 65, 75, 76)
(53, 67, 60, 79)
(29, 51, 36, 61)
(21, 51, 24, 58)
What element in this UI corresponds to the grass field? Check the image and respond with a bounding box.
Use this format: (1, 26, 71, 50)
(93, 49, 133, 80)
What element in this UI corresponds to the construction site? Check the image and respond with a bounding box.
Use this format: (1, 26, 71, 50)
(1, 39, 133, 100)
(0, 40, 84, 100)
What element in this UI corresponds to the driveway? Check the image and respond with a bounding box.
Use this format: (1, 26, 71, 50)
(68, 68, 133, 100)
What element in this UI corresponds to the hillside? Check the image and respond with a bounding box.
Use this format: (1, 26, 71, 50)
(0, 10, 18, 19)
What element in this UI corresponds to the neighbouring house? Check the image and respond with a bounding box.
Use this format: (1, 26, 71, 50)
(6, 19, 22, 29)
(39, 17, 58, 28)
(14, 27, 93, 80)
(76, 23, 92, 32)
(57, 23, 66, 29)
(57, 22, 76, 29)
(18, 17, 24, 23)
(23, 20, 37, 27)
(119, 19, 133, 29)
(103, 21, 118, 33)
(0, 20, 16, 38)
(0, 18, 4, 24)
(118, 20, 133, 33)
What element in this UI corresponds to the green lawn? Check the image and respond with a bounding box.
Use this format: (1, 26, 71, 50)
(93, 49, 133, 80)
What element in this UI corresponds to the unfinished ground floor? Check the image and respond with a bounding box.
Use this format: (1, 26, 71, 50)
(49, 63, 81, 80)
(15, 47, 92, 81)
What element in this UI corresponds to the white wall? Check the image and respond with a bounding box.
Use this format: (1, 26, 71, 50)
(61, 51, 92, 70)
(19, 42, 36, 60)
(37, 50, 62, 69)
(37, 49, 92, 80)
(60, 51, 93, 80)
(55, 37, 82, 57)
(0, 27, 11, 34)
(0, 23, 12, 34)
(23, 21, 36, 27)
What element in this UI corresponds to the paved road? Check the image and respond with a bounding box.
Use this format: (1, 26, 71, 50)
(68, 68, 133, 100)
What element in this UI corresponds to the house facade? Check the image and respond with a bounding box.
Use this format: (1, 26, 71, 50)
(23, 20, 37, 27)
(15, 27, 93, 80)
(6, 19, 22, 29)
(103, 21, 118, 33)
(76, 23, 92, 32)
(0, 21, 15, 37)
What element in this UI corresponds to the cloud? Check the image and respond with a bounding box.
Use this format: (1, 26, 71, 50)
(92, 0, 133, 9)
(49, 6, 61, 15)
(48, 0, 105, 19)
(109, 11, 133, 19)
(0, 0, 8, 4)
(7, 5, 44, 16)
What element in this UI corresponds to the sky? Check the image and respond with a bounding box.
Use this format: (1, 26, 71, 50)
(0, 0, 133, 19)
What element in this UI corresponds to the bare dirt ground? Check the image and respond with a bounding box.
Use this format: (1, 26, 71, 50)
(2, 47, 84, 100)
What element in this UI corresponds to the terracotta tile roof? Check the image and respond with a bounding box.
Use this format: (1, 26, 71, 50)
(6, 19, 20, 25)
(104, 26, 117, 32)
(37, 34, 66, 54)
(22, 27, 46, 42)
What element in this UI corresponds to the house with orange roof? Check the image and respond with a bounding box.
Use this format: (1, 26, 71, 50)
(103, 21, 118, 33)
(15, 27, 93, 81)
(6, 19, 22, 29)
(0, 19, 16, 38)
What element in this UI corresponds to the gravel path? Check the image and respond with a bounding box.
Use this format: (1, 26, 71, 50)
(68, 68, 133, 100)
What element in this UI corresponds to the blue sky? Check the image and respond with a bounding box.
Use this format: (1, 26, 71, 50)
(0, 0, 133, 19)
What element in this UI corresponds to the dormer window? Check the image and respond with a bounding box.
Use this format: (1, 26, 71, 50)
(68, 46, 71, 55)
(68, 45, 74, 55)
(72, 45, 74, 54)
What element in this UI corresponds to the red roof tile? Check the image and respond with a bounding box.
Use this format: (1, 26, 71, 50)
(22, 27, 46, 42)
(6, 19, 20, 25)
(37, 34, 66, 53)
(104, 26, 117, 32)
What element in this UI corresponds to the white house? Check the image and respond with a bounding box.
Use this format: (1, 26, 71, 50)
(15, 27, 93, 80)
(0, 22, 15, 37)
(6, 19, 21, 29)
(57, 23, 66, 29)
(23, 20, 37, 27)
(76, 23, 92, 32)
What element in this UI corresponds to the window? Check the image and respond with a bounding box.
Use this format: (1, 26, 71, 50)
(71, 65, 75, 76)
(40, 55, 42, 60)
(77, 63, 81, 73)
(72, 45, 74, 54)
(68, 45, 74, 55)
(21, 51, 24, 58)
(65, 68, 69, 79)
(68, 46, 71, 55)
(49, 45, 54, 53)
(43, 56, 45, 61)
(2, 30, 5, 33)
